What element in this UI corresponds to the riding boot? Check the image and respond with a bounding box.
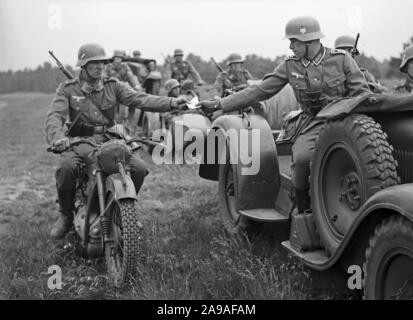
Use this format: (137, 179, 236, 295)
(295, 188, 311, 214)
(50, 189, 75, 240)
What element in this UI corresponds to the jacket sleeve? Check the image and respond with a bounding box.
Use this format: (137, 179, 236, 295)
(45, 83, 69, 145)
(115, 81, 173, 112)
(221, 61, 289, 113)
(187, 61, 203, 83)
(343, 54, 370, 96)
(125, 64, 141, 90)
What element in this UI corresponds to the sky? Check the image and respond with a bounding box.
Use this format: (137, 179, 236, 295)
(0, 0, 411, 71)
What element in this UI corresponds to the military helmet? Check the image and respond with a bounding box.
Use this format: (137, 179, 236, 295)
(335, 35, 356, 49)
(400, 45, 413, 73)
(113, 50, 126, 59)
(76, 43, 111, 67)
(174, 48, 184, 56)
(284, 16, 325, 42)
(165, 79, 180, 93)
(133, 50, 141, 57)
(227, 53, 244, 66)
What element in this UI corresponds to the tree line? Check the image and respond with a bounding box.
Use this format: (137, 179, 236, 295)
(0, 47, 409, 94)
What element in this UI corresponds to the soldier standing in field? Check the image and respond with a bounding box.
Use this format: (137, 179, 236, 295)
(212, 53, 254, 98)
(334, 35, 388, 93)
(45, 43, 187, 239)
(197, 16, 370, 214)
(395, 45, 413, 94)
(168, 48, 205, 86)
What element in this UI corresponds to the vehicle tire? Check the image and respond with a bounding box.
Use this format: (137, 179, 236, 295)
(363, 216, 413, 300)
(310, 114, 399, 255)
(218, 151, 261, 236)
(105, 198, 144, 287)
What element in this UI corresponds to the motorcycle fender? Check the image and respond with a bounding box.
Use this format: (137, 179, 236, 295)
(199, 114, 280, 211)
(106, 173, 137, 201)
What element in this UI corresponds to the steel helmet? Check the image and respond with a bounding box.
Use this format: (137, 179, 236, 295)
(227, 53, 244, 65)
(165, 79, 180, 93)
(400, 45, 413, 73)
(132, 50, 141, 57)
(76, 43, 111, 67)
(335, 35, 356, 49)
(174, 48, 184, 56)
(113, 50, 126, 59)
(284, 16, 325, 42)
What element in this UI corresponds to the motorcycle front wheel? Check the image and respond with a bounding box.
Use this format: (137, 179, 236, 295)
(105, 198, 144, 287)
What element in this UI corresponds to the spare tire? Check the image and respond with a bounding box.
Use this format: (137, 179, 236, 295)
(310, 114, 400, 256)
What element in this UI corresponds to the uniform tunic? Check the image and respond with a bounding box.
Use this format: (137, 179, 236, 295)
(169, 60, 203, 84)
(212, 69, 254, 97)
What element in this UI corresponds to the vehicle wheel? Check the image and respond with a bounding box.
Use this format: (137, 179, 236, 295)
(363, 216, 413, 300)
(310, 114, 399, 255)
(105, 199, 144, 287)
(218, 152, 261, 235)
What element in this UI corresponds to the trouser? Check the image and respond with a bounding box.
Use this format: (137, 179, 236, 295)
(291, 121, 324, 212)
(55, 143, 148, 212)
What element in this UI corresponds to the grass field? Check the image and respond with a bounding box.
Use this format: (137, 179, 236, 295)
(0, 92, 354, 300)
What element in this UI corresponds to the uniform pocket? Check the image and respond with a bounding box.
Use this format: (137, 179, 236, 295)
(325, 74, 346, 95)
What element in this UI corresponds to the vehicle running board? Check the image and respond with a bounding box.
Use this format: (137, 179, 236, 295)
(281, 241, 329, 265)
(239, 208, 289, 222)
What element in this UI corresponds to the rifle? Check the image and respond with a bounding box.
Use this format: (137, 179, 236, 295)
(351, 33, 360, 58)
(48, 51, 74, 79)
(210, 57, 224, 73)
(161, 53, 170, 65)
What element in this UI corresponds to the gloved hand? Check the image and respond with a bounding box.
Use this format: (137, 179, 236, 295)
(196, 99, 222, 114)
(52, 137, 70, 153)
(171, 96, 189, 110)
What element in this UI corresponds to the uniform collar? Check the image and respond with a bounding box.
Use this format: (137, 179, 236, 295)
(301, 45, 326, 68)
(405, 75, 413, 90)
(79, 69, 104, 94)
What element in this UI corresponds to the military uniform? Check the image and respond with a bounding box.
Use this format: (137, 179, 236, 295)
(394, 78, 413, 94)
(169, 60, 203, 84)
(45, 70, 175, 208)
(212, 69, 254, 97)
(360, 68, 388, 93)
(104, 62, 142, 90)
(220, 45, 369, 192)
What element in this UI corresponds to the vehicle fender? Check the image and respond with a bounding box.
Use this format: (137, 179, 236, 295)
(199, 114, 280, 211)
(106, 173, 137, 201)
(313, 184, 413, 271)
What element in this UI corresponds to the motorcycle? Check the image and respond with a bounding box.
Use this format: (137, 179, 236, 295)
(47, 125, 151, 286)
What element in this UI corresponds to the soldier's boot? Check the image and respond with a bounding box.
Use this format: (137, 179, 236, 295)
(50, 189, 75, 240)
(295, 188, 311, 214)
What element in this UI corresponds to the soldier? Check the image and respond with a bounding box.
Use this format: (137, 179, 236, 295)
(395, 45, 413, 94)
(197, 16, 369, 214)
(168, 48, 205, 85)
(164, 78, 181, 98)
(212, 53, 254, 98)
(132, 50, 141, 59)
(105, 50, 142, 92)
(45, 43, 187, 239)
(335, 35, 388, 93)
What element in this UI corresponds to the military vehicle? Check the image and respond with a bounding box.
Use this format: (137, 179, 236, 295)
(198, 92, 413, 299)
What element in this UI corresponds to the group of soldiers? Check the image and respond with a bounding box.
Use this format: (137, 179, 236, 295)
(45, 15, 413, 239)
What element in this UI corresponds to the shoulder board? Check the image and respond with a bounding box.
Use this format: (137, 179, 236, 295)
(63, 78, 77, 87)
(330, 48, 346, 55)
(103, 77, 119, 83)
(286, 55, 300, 61)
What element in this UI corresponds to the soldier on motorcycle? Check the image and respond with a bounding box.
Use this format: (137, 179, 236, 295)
(197, 16, 369, 215)
(167, 48, 205, 86)
(45, 43, 187, 239)
(212, 53, 255, 98)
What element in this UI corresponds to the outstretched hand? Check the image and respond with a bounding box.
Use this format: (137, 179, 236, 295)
(196, 99, 222, 114)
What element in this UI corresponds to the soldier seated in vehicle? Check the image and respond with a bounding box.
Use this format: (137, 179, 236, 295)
(212, 53, 255, 98)
(334, 35, 388, 93)
(167, 48, 205, 86)
(198, 16, 370, 215)
(395, 45, 413, 94)
(45, 43, 187, 239)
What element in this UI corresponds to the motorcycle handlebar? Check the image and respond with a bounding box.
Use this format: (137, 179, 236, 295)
(47, 138, 99, 154)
